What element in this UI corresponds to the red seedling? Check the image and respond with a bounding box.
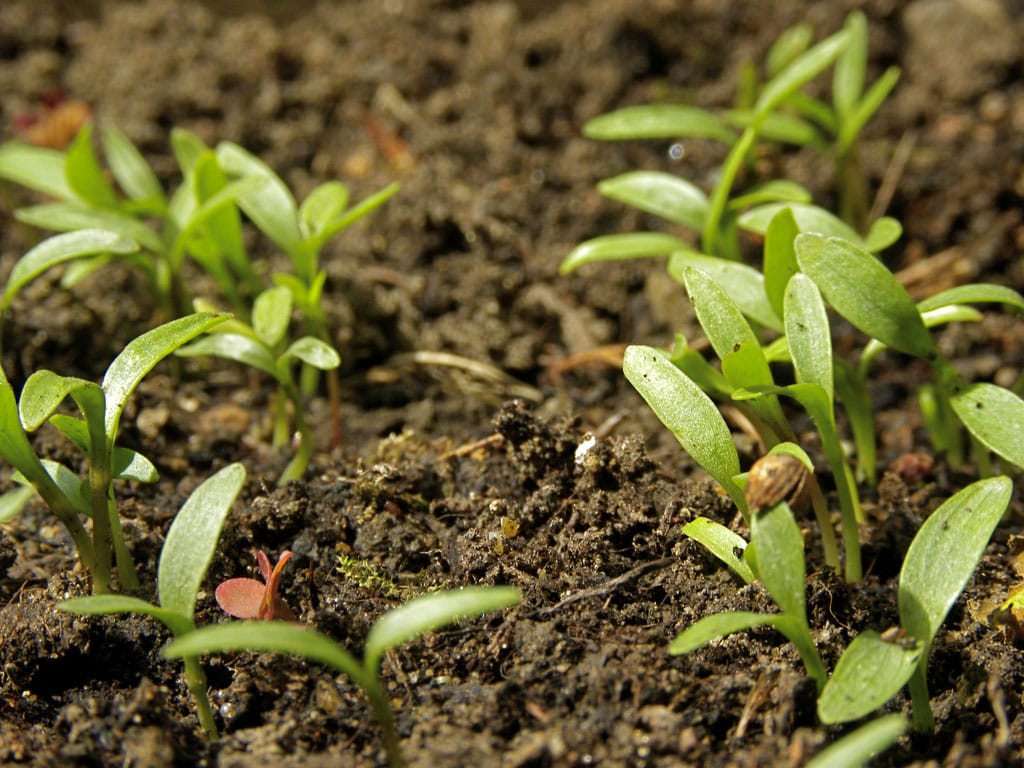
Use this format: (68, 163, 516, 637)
(215, 550, 298, 622)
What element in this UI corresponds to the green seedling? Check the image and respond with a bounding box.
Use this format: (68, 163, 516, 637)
(175, 286, 340, 484)
(672, 476, 1010, 729)
(215, 549, 297, 622)
(164, 585, 521, 768)
(795, 233, 1024, 476)
(804, 714, 906, 768)
(59, 462, 246, 737)
(214, 141, 399, 441)
(0, 123, 264, 320)
(0, 311, 226, 593)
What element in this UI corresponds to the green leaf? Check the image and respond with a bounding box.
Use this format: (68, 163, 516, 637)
(59, 594, 194, 637)
(2, 229, 139, 312)
(950, 384, 1024, 468)
(102, 312, 227, 440)
(307, 182, 399, 257)
(216, 141, 302, 258)
(727, 180, 812, 210)
(170, 128, 209, 176)
(0, 485, 35, 524)
(597, 171, 707, 231)
(667, 252, 781, 332)
(14, 202, 163, 252)
(159, 463, 246, 620)
(19, 371, 105, 432)
(0, 141, 74, 200)
(784, 274, 833, 401)
(834, 360, 876, 485)
(36, 458, 90, 515)
(805, 714, 907, 768)
(583, 105, 736, 143)
(560, 233, 687, 274)
(280, 337, 341, 370)
(862, 216, 902, 252)
(740, 203, 866, 248)
(101, 125, 166, 212)
(669, 611, 783, 655)
(724, 109, 824, 147)
(898, 476, 1012, 651)
(833, 11, 867, 121)
(917, 283, 1024, 314)
(0, 379, 54, 485)
(818, 630, 922, 724)
(763, 206, 800, 319)
(191, 151, 249, 276)
(176, 333, 278, 378)
(623, 345, 745, 511)
(47, 414, 157, 483)
(253, 286, 293, 348)
(754, 28, 849, 122)
(749, 502, 807, 621)
(163, 621, 368, 688)
(795, 233, 934, 358)
(766, 22, 813, 76)
(363, 586, 521, 675)
(299, 180, 349, 240)
(838, 66, 900, 154)
(682, 266, 760, 360)
(682, 516, 754, 584)
(64, 123, 119, 209)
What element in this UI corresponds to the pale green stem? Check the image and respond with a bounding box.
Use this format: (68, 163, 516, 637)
(183, 655, 218, 737)
(86, 421, 113, 594)
(908, 662, 935, 732)
(702, 127, 757, 257)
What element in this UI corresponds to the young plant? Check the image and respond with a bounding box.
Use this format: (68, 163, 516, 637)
(0, 311, 226, 593)
(164, 585, 521, 768)
(0, 123, 264, 320)
(804, 714, 906, 768)
(59, 462, 247, 737)
(175, 286, 340, 484)
(672, 476, 1010, 729)
(215, 549, 297, 622)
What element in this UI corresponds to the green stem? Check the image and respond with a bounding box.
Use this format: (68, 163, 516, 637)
(702, 127, 757, 257)
(778, 620, 828, 692)
(835, 145, 868, 233)
(108, 496, 138, 591)
(183, 655, 218, 737)
(907, 662, 935, 732)
(86, 422, 114, 595)
(808, 481, 840, 573)
(363, 676, 404, 768)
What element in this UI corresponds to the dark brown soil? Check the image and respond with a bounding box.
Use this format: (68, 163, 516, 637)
(1, 1, 1023, 766)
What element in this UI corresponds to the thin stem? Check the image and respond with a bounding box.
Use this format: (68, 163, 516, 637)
(702, 128, 756, 257)
(835, 146, 868, 233)
(908, 662, 935, 732)
(183, 655, 219, 737)
(86, 419, 113, 594)
(363, 676, 404, 768)
(808, 480, 840, 573)
(108, 496, 139, 591)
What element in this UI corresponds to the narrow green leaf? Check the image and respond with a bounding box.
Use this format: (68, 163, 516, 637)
(805, 714, 907, 768)
(170, 128, 209, 176)
(64, 123, 119, 209)
(159, 463, 246, 620)
(597, 171, 708, 231)
(36, 458, 89, 515)
(682, 266, 760, 360)
(0, 141, 74, 200)
(950, 384, 1024, 468)
(280, 337, 341, 370)
(766, 22, 813, 76)
(216, 141, 302, 258)
(750, 502, 807, 621)
(818, 630, 922, 724)
(175, 333, 278, 378)
(740, 203, 865, 247)
(917, 284, 1024, 314)
(724, 109, 824, 147)
(0, 485, 35, 524)
(833, 11, 867, 121)
(299, 181, 349, 240)
(2, 229, 138, 312)
(560, 233, 687, 274)
(191, 151, 249, 275)
(19, 371, 104, 431)
(862, 216, 902, 252)
(583, 105, 736, 143)
(364, 586, 521, 675)
(307, 182, 399, 256)
(163, 621, 368, 688)
(623, 345, 744, 510)
(102, 312, 227, 439)
(838, 66, 901, 154)
(785, 274, 833, 401)
(14, 202, 163, 252)
(755, 29, 849, 122)
(726, 179, 812, 210)
(59, 595, 193, 637)
(0, 380, 53, 483)
(101, 125, 166, 210)
(898, 476, 1012, 651)
(834, 360, 876, 485)
(253, 286, 293, 348)
(763, 206, 800, 319)
(667, 252, 780, 331)
(795, 233, 934, 358)
(682, 517, 754, 584)
(669, 611, 783, 655)
(46, 414, 157, 483)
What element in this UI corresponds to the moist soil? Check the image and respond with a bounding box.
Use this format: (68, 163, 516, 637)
(1, 1, 1023, 766)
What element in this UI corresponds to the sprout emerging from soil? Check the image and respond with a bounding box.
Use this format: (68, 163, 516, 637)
(215, 549, 298, 622)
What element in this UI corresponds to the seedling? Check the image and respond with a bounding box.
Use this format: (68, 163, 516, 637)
(0, 311, 226, 593)
(59, 462, 247, 737)
(164, 585, 521, 767)
(804, 714, 906, 768)
(175, 286, 341, 484)
(671, 476, 1010, 729)
(215, 549, 298, 622)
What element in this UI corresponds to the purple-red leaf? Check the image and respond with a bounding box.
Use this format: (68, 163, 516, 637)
(214, 550, 298, 622)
